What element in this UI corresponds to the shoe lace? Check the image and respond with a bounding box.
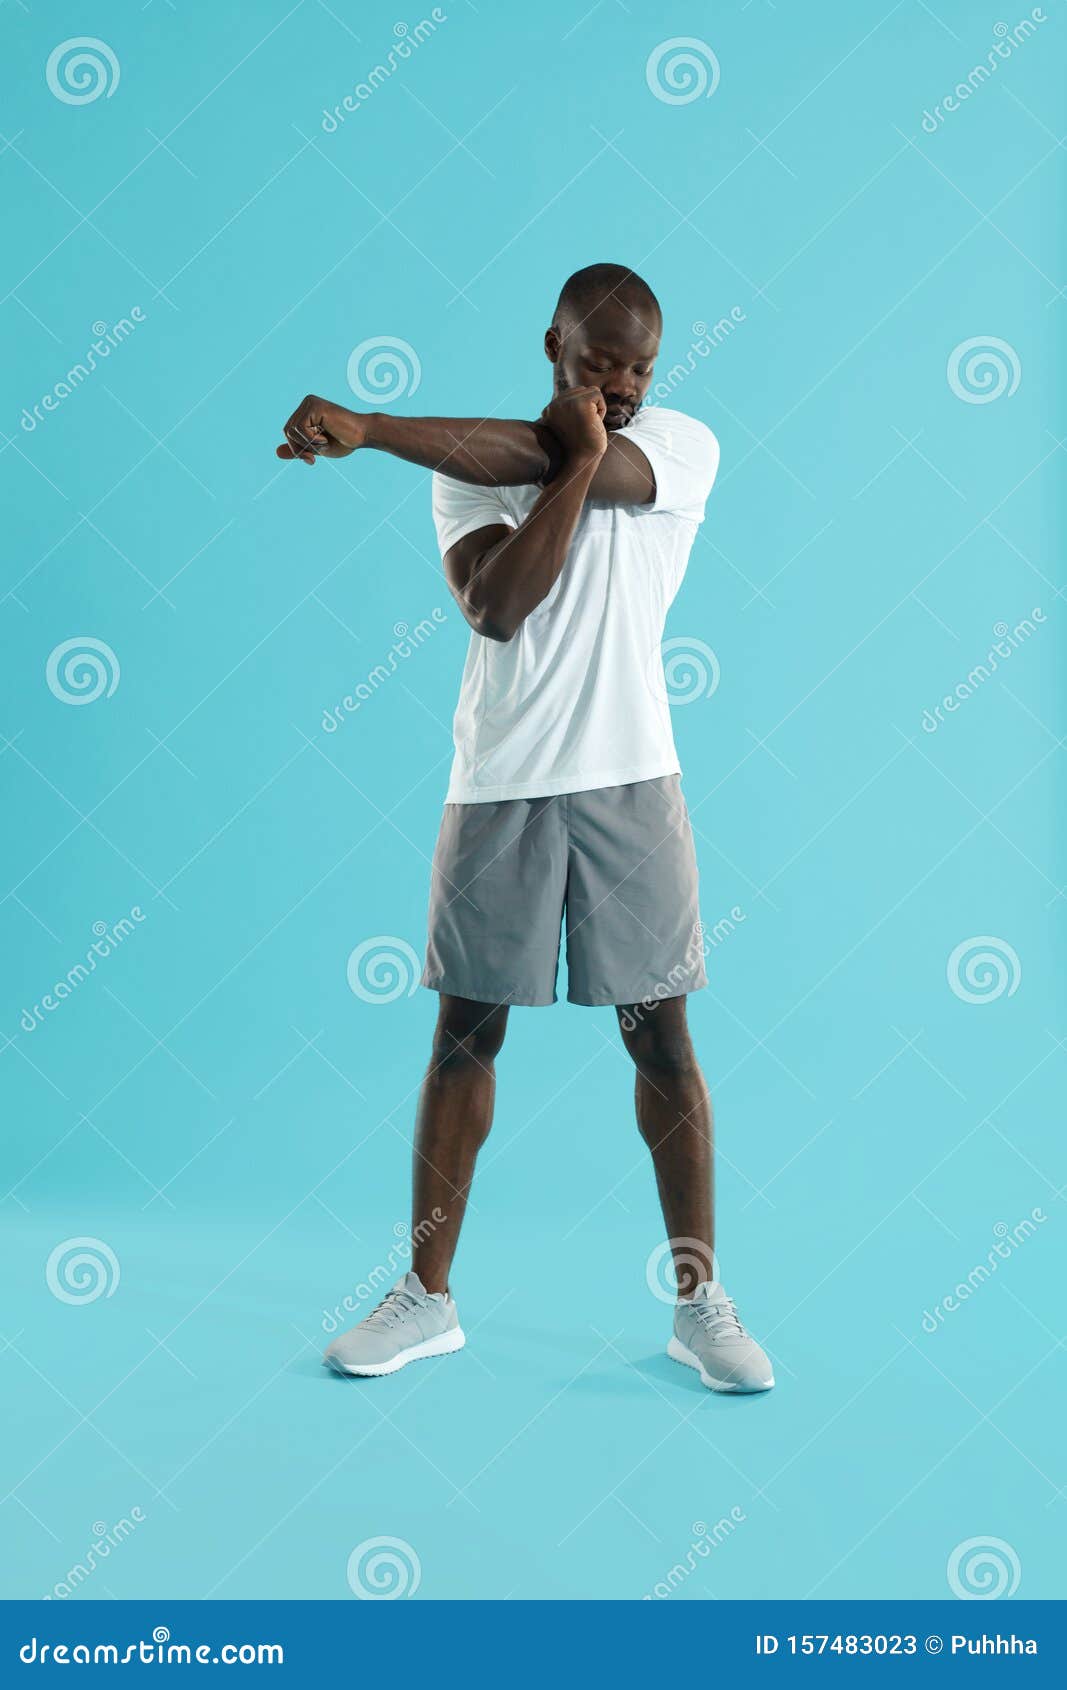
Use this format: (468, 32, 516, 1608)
(363, 1286, 423, 1331)
(689, 1294, 746, 1341)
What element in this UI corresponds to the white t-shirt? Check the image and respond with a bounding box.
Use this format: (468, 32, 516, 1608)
(431, 405, 719, 804)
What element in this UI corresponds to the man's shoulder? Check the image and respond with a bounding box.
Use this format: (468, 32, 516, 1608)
(634, 404, 717, 443)
(631, 407, 720, 474)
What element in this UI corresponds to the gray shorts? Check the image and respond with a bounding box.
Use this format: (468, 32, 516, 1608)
(421, 775, 707, 1008)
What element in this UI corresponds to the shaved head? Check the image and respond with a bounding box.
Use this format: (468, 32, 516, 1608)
(552, 263, 661, 335)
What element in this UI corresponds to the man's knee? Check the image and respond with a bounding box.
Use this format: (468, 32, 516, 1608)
(429, 996, 509, 1079)
(617, 1000, 699, 1081)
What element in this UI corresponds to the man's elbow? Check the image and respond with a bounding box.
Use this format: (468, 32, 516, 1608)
(455, 559, 527, 641)
(469, 608, 519, 643)
(458, 589, 520, 642)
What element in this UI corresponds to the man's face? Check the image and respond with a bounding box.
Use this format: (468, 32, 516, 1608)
(546, 297, 661, 431)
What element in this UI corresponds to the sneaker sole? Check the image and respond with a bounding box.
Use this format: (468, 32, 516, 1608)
(667, 1334, 774, 1394)
(324, 1326, 466, 1377)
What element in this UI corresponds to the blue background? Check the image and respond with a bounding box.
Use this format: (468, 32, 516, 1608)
(1, 0, 1063, 1603)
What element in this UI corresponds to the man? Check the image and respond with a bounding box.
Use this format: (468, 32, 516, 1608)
(277, 263, 773, 1393)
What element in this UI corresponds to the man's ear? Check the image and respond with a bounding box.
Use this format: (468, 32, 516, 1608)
(544, 327, 561, 364)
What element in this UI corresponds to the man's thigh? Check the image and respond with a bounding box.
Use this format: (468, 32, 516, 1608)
(564, 776, 707, 1008)
(421, 796, 568, 1007)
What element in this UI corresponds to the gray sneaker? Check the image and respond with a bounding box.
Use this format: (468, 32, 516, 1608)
(668, 1281, 774, 1393)
(323, 1271, 465, 1377)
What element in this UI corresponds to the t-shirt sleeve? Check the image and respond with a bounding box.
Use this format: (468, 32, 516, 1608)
(627, 409, 720, 522)
(431, 472, 517, 556)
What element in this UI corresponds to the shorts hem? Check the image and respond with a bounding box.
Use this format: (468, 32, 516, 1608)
(420, 976, 557, 1008)
(567, 974, 708, 1008)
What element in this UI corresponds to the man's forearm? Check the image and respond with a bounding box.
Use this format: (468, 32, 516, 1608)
(460, 452, 601, 639)
(355, 408, 556, 486)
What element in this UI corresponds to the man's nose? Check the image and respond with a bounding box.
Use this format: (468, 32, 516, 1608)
(605, 371, 637, 399)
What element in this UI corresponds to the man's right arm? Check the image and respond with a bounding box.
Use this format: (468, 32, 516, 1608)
(442, 390, 609, 642)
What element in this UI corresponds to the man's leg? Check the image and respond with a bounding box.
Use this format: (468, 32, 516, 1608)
(616, 994, 715, 1296)
(411, 993, 509, 1293)
(617, 993, 772, 1390)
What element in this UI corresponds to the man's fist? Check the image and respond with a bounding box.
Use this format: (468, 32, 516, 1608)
(276, 396, 366, 464)
(541, 387, 609, 461)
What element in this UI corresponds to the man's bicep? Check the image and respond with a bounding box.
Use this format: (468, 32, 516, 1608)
(586, 436, 656, 504)
(537, 429, 655, 504)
